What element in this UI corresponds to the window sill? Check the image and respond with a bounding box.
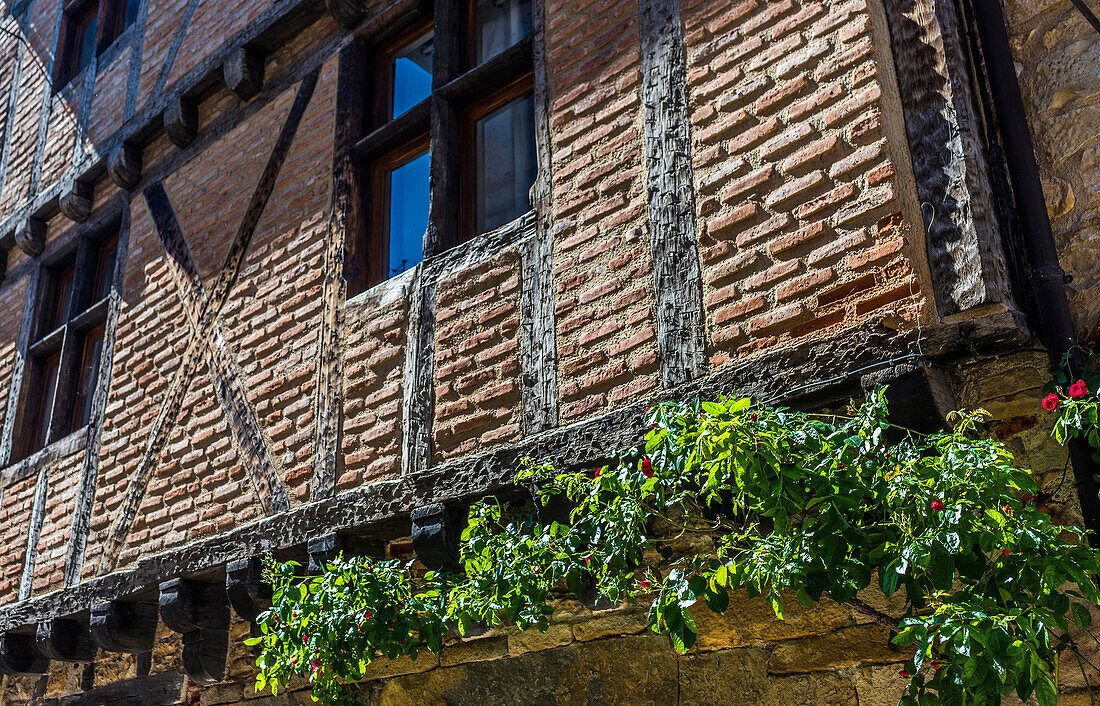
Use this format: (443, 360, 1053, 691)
(0, 426, 88, 488)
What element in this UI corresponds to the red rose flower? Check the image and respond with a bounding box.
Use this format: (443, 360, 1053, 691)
(931, 662, 942, 669)
(640, 458, 654, 478)
(1070, 379, 1089, 398)
(639, 580, 651, 589)
(930, 500, 943, 512)
(1002, 504, 1012, 514)
(1042, 393, 1060, 411)
(1002, 549, 1011, 556)
(898, 670, 909, 678)
(594, 466, 603, 478)
(749, 413, 758, 422)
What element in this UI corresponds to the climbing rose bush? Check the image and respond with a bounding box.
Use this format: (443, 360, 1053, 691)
(1048, 377, 1100, 458)
(249, 389, 1100, 705)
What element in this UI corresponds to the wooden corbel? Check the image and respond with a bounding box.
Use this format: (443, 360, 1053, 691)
(107, 141, 143, 190)
(325, 0, 366, 28)
(16, 217, 45, 257)
(159, 578, 229, 685)
(224, 46, 264, 102)
(862, 361, 955, 439)
(163, 95, 198, 149)
(59, 178, 94, 223)
(36, 618, 96, 662)
(307, 534, 385, 574)
(0, 632, 50, 676)
(226, 556, 272, 624)
(411, 504, 464, 572)
(90, 600, 157, 653)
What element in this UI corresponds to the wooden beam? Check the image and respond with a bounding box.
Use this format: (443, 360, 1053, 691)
(223, 46, 265, 102)
(325, 0, 367, 28)
(58, 178, 94, 223)
(107, 142, 143, 191)
(35, 618, 96, 663)
(158, 578, 229, 685)
(0, 312, 1031, 632)
(880, 0, 1016, 316)
(89, 600, 157, 653)
(163, 95, 199, 149)
(225, 557, 271, 624)
(16, 216, 46, 257)
(0, 632, 49, 676)
(638, 0, 705, 387)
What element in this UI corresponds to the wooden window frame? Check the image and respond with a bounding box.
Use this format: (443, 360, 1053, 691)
(55, 0, 136, 88)
(459, 73, 534, 240)
(368, 135, 431, 286)
(11, 223, 120, 462)
(346, 0, 536, 296)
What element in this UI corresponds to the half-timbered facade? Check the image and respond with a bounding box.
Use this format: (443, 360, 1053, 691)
(0, 0, 1094, 701)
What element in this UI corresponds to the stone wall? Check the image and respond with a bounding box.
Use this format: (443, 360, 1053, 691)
(1003, 0, 1100, 336)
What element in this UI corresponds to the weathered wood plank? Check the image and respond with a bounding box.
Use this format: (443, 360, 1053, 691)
(880, 0, 1015, 316)
(638, 0, 705, 388)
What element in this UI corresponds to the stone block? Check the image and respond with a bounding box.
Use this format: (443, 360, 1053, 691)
(769, 624, 905, 674)
(571, 607, 650, 642)
(438, 635, 509, 668)
(688, 590, 851, 651)
(508, 623, 575, 656)
(680, 647, 859, 705)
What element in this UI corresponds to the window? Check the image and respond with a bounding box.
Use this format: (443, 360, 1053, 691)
(56, 0, 139, 86)
(13, 229, 118, 461)
(350, 0, 536, 292)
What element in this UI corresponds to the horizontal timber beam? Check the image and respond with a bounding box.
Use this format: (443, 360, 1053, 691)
(0, 311, 1029, 633)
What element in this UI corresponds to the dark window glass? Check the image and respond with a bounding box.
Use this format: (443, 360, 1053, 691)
(474, 0, 532, 64)
(392, 31, 434, 119)
(72, 325, 105, 430)
(91, 234, 119, 303)
(475, 92, 536, 234)
(46, 263, 76, 333)
(75, 8, 98, 75)
(124, 0, 140, 27)
(32, 353, 61, 449)
(386, 150, 429, 277)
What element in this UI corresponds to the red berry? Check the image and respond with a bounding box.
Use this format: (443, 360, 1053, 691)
(931, 662, 942, 669)
(1002, 504, 1012, 514)
(898, 670, 909, 678)
(1002, 549, 1011, 556)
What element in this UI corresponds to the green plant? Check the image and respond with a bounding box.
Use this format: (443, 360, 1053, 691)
(249, 390, 1100, 705)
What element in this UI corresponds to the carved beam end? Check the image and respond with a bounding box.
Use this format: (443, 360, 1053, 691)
(226, 556, 272, 624)
(223, 47, 265, 102)
(163, 96, 199, 149)
(36, 618, 96, 663)
(159, 578, 229, 685)
(107, 142, 143, 191)
(325, 0, 367, 28)
(16, 217, 46, 257)
(0, 632, 50, 676)
(59, 178, 94, 223)
(90, 600, 158, 653)
(411, 504, 463, 572)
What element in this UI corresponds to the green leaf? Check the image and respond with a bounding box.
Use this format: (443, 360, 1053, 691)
(1072, 602, 1092, 629)
(1033, 673, 1057, 706)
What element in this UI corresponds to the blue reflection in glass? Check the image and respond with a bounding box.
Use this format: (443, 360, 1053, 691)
(388, 151, 429, 277)
(393, 32, 434, 119)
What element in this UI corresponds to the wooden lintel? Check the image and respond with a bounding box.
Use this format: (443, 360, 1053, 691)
(325, 0, 367, 28)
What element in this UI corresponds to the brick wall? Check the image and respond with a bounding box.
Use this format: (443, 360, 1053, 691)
(30, 448, 82, 595)
(433, 249, 523, 462)
(0, 277, 25, 446)
(0, 475, 35, 599)
(340, 289, 406, 492)
(683, 0, 923, 366)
